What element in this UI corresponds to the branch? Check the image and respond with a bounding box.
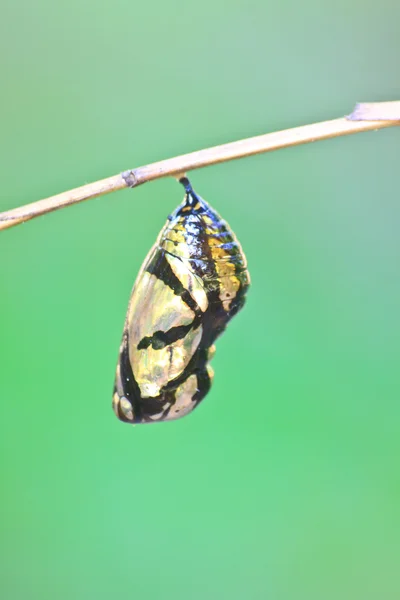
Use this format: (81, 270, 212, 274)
(1, 101, 399, 232)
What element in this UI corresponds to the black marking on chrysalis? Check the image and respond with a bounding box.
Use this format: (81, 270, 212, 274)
(112, 178, 250, 423)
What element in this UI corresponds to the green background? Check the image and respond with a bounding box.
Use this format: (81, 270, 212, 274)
(1, 1, 399, 599)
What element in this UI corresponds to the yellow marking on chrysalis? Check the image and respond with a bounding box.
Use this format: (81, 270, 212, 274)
(161, 224, 192, 258)
(203, 215, 214, 226)
(112, 393, 134, 421)
(167, 229, 186, 244)
(114, 363, 128, 407)
(163, 240, 179, 255)
(166, 254, 208, 312)
(210, 245, 240, 311)
(219, 274, 240, 311)
(163, 241, 193, 260)
(120, 397, 134, 421)
(206, 364, 215, 383)
(207, 345, 216, 361)
(211, 246, 230, 260)
(174, 221, 185, 229)
(165, 374, 198, 420)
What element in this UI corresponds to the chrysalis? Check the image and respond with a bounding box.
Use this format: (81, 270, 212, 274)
(112, 177, 250, 423)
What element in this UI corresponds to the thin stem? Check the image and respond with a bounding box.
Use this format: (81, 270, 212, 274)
(1, 101, 399, 232)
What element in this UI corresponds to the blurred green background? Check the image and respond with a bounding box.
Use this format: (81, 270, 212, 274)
(1, 1, 399, 599)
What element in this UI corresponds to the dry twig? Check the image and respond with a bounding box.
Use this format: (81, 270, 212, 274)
(1, 101, 399, 232)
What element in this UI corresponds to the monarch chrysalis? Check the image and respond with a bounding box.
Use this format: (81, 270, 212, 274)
(112, 177, 250, 423)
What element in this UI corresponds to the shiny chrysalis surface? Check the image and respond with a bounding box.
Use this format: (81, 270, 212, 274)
(113, 178, 250, 423)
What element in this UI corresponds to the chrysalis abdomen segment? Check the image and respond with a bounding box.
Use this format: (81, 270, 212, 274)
(113, 179, 250, 423)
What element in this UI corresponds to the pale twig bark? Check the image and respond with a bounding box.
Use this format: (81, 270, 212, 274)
(1, 101, 399, 232)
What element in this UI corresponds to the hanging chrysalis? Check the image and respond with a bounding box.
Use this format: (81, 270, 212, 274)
(112, 177, 250, 423)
